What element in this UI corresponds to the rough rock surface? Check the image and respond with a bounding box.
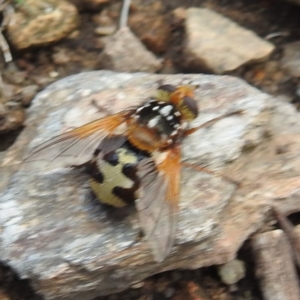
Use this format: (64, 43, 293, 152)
(183, 8, 275, 73)
(1, 71, 300, 300)
(281, 41, 300, 77)
(100, 27, 162, 72)
(7, 0, 78, 49)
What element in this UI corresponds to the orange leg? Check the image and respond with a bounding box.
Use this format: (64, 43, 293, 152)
(184, 110, 243, 136)
(181, 162, 240, 186)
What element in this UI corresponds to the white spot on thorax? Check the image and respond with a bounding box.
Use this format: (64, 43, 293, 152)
(152, 106, 160, 111)
(159, 105, 173, 116)
(148, 116, 161, 128)
(136, 106, 144, 113)
(171, 129, 178, 136)
(166, 115, 173, 121)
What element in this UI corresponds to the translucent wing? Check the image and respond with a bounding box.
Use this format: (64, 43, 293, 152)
(136, 147, 181, 262)
(25, 110, 134, 169)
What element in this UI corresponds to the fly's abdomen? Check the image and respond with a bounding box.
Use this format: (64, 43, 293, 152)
(87, 146, 141, 207)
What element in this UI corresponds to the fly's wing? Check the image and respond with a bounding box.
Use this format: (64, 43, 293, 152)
(24, 110, 134, 169)
(136, 147, 181, 262)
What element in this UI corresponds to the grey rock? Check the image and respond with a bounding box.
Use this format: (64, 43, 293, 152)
(1, 71, 300, 300)
(218, 259, 245, 285)
(100, 27, 162, 73)
(281, 41, 300, 77)
(183, 8, 275, 73)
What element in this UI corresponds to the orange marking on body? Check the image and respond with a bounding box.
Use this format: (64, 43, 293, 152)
(157, 147, 181, 204)
(170, 86, 195, 106)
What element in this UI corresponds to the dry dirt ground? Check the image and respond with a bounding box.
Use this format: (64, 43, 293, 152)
(1, 0, 300, 299)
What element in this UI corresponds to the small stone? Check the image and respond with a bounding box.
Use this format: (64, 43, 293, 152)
(20, 85, 39, 107)
(131, 281, 145, 289)
(49, 71, 59, 78)
(52, 47, 71, 64)
(164, 287, 175, 298)
(7, 0, 78, 49)
(92, 10, 115, 27)
(183, 8, 275, 73)
(100, 27, 162, 72)
(217, 259, 246, 285)
(281, 41, 300, 77)
(95, 26, 116, 36)
(129, 12, 170, 53)
(0, 106, 25, 134)
(172, 7, 187, 24)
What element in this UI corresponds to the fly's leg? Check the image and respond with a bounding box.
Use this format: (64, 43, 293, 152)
(181, 162, 240, 186)
(184, 110, 243, 136)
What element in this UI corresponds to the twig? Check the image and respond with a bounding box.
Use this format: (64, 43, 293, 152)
(119, 0, 131, 29)
(273, 206, 300, 270)
(0, 1, 13, 62)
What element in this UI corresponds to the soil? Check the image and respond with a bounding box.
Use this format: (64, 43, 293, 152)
(1, 0, 300, 299)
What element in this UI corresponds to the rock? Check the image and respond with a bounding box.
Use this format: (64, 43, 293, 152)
(100, 27, 162, 72)
(251, 230, 300, 300)
(281, 41, 300, 77)
(0, 104, 25, 134)
(20, 85, 39, 107)
(7, 0, 78, 49)
(94, 25, 116, 36)
(183, 8, 275, 73)
(217, 259, 245, 285)
(128, 12, 170, 53)
(1, 71, 300, 299)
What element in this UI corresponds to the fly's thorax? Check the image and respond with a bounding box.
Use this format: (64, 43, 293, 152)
(127, 99, 185, 152)
(156, 85, 199, 122)
(86, 145, 145, 207)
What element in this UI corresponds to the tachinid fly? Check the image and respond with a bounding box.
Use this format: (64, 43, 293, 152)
(25, 84, 241, 262)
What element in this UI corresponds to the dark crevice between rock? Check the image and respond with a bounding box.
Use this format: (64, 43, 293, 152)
(0, 261, 43, 300)
(236, 240, 263, 300)
(0, 127, 24, 152)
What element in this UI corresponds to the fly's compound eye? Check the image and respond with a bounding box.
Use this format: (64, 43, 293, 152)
(156, 84, 177, 102)
(181, 96, 198, 120)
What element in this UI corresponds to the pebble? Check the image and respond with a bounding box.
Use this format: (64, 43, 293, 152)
(217, 259, 246, 285)
(131, 281, 145, 289)
(183, 8, 275, 73)
(100, 27, 162, 73)
(7, 0, 78, 49)
(129, 11, 170, 53)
